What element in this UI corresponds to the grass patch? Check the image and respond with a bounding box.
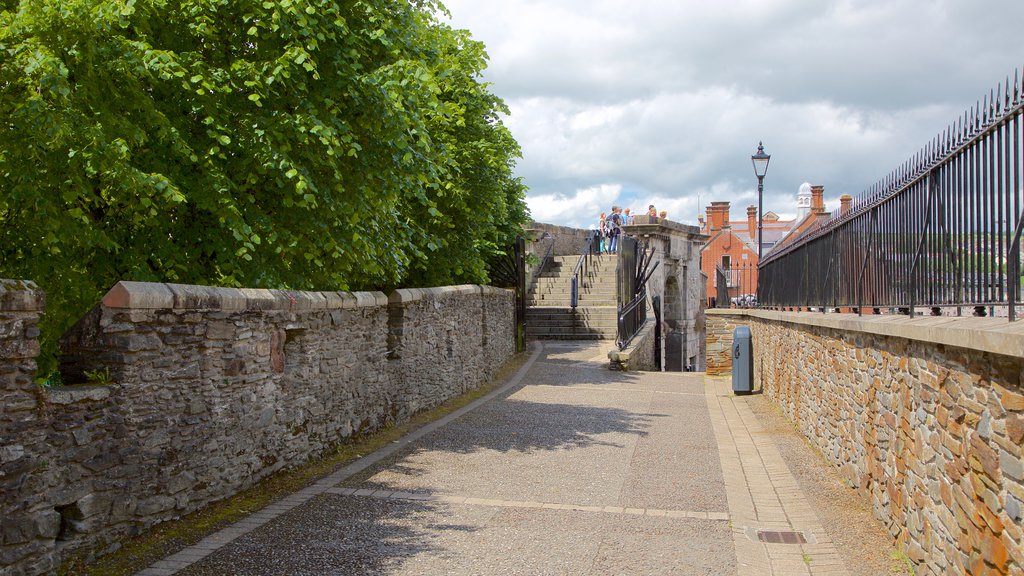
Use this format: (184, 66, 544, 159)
(61, 350, 532, 576)
(890, 548, 915, 575)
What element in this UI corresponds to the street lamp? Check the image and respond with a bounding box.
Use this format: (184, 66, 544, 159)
(751, 142, 771, 260)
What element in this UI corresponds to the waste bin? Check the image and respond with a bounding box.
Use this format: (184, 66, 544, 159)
(732, 326, 752, 394)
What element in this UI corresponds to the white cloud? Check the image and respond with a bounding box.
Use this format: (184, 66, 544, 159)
(526, 184, 624, 228)
(442, 0, 1024, 229)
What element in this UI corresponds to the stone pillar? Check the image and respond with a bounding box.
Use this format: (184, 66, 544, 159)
(621, 220, 707, 371)
(0, 280, 60, 575)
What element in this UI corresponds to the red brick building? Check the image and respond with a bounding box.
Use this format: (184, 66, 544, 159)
(698, 186, 853, 305)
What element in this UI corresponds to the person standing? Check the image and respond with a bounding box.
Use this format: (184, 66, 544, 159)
(647, 205, 658, 220)
(607, 207, 623, 253)
(598, 212, 607, 252)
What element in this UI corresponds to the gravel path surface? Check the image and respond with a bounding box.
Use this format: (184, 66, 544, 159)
(174, 341, 736, 575)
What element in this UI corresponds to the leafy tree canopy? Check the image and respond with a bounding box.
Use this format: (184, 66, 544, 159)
(0, 0, 528, 373)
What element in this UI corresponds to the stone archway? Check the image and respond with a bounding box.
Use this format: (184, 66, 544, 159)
(663, 275, 684, 371)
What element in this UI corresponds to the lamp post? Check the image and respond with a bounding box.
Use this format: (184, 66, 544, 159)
(751, 142, 771, 260)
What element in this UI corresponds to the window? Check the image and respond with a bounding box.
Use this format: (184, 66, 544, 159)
(722, 255, 731, 270)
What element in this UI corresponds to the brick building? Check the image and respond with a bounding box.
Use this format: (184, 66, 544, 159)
(698, 185, 853, 305)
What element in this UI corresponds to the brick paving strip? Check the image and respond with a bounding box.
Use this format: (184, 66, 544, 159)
(136, 344, 547, 576)
(320, 487, 730, 520)
(705, 376, 849, 576)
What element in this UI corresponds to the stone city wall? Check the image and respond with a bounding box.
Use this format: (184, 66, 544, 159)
(526, 222, 594, 256)
(704, 310, 749, 375)
(707, 309, 1024, 576)
(1, 280, 514, 575)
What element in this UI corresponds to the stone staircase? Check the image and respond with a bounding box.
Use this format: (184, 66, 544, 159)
(525, 254, 618, 340)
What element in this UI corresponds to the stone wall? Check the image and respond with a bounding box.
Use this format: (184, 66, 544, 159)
(708, 309, 1024, 576)
(1, 281, 514, 576)
(526, 222, 594, 256)
(705, 310, 749, 375)
(0, 281, 54, 575)
(607, 318, 656, 371)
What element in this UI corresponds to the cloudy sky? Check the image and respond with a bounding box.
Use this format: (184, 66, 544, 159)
(441, 0, 1024, 229)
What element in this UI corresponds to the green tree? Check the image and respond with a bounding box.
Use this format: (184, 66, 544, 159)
(0, 0, 528, 375)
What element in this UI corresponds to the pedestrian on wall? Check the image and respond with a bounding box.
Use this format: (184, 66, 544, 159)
(659, 210, 667, 220)
(623, 208, 634, 226)
(647, 205, 657, 220)
(598, 212, 607, 252)
(607, 207, 623, 253)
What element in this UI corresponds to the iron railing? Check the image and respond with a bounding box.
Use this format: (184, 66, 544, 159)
(760, 68, 1024, 320)
(570, 230, 601, 308)
(616, 235, 659, 349)
(527, 234, 555, 296)
(714, 263, 758, 308)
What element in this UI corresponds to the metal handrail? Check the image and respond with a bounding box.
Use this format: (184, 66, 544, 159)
(570, 230, 600, 308)
(527, 236, 555, 295)
(615, 236, 658, 349)
(616, 286, 648, 350)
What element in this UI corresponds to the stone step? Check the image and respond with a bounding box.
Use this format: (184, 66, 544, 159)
(524, 326, 617, 338)
(536, 272, 614, 282)
(530, 287, 617, 296)
(524, 332, 611, 341)
(525, 306, 617, 315)
(528, 299, 617, 307)
(525, 321, 618, 331)
(533, 277, 617, 285)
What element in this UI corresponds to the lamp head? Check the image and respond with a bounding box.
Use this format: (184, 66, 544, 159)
(751, 141, 771, 178)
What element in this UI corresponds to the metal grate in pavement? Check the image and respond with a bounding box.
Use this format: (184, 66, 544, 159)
(756, 530, 807, 544)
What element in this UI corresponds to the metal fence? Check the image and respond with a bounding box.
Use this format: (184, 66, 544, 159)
(760, 69, 1024, 320)
(714, 263, 758, 308)
(616, 235, 658, 349)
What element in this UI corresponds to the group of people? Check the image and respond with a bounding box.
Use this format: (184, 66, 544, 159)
(597, 205, 668, 253)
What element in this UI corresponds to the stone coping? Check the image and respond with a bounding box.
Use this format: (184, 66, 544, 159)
(388, 284, 510, 304)
(102, 281, 390, 311)
(707, 308, 1024, 359)
(0, 279, 45, 312)
(623, 217, 705, 238)
(101, 281, 509, 311)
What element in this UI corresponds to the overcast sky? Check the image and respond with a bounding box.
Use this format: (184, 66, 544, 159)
(441, 0, 1024, 229)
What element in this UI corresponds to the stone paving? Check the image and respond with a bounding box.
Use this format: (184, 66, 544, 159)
(137, 341, 856, 576)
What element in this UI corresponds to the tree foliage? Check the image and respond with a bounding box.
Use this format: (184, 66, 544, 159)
(0, 0, 528, 372)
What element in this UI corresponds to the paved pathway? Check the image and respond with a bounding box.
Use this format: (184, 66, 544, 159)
(138, 341, 851, 576)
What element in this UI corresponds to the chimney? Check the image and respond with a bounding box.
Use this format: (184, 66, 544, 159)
(707, 201, 730, 232)
(840, 194, 852, 215)
(746, 206, 757, 240)
(811, 185, 825, 214)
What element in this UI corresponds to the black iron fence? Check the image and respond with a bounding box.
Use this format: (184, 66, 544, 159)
(760, 69, 1024, 320)
(616, 235, 658, 349)
(714, 263, 758, 308)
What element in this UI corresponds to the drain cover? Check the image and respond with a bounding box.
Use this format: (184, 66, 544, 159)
(756, 530, 807, 544)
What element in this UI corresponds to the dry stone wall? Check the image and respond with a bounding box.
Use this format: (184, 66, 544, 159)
(705, 310, 749, 375)
(1, 280, 513, 576)
(708, 309, 1024, 576)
